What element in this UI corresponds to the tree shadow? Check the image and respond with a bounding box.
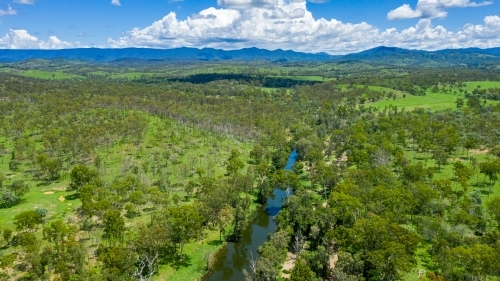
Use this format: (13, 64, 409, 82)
(207, 239, 224, 246)
(36, 181, 52, 187)
(478, 189, 490, 196)
(65, 193, 80, 200)
(166, 254, 192, 270)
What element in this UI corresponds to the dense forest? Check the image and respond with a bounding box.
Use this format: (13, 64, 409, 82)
(0, 59, 500, 281)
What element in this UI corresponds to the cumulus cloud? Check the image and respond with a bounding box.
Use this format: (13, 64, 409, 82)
(111, 0, 121, 6)
(0, 5, 17, 16)
(388, 0, 492, 20)
(14, 0, 35, 4)
(106, 0, 500, 54)
(0, 29, 82, 49)
(217, 0, 277, 8)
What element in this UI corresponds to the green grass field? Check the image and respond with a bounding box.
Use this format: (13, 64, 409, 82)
(369, 92, 463, 111)
(367, 81, 500, 111)
(462, 81, 500, 92)
(22, 70, 84, 80)
(273, 75, 334, 82)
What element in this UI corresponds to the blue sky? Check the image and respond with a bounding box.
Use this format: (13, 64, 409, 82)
(0, 0, 499, 53)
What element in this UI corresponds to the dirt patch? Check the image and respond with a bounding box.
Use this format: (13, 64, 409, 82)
(43, 191, 54, 194)
(58, 196, 65, 202)
(281, 252, 296, 278)
(469, 149, 491, 155)
(329, 253, 338, 270)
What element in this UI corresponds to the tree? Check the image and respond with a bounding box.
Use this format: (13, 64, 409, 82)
(129, 190, 146, 213)
(3, 228, 12, 245)
(332, 251, 364, 281)
(463, 134, 479, 158)
(0, 171, 5, 189)
(250, 143, 268, 165)
(432, 148, 448, 170)
(10, 180, 28, 197)
(290, 259, 320, 281)
(163, 205, 203, 258)
(97, 244, 137, 281)
(103, 210, 125, 241)
(453, 161, 474, 192)
(14, 210, 42, 232)
(486, 196, 500, 228)
(0, 190, 20, 208)
(367, 242, 415, 281)
(479, 160, 500, 195)
(226, 149, 244, 175)
(432, 179, 453, 199)
(69, 164, 101, 191)
(328, 192, 363, 226)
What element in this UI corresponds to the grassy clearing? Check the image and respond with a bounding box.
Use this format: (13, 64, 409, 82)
(402, 244, 432, 281)
(364, 81, 500, 111)
(368, 92, 463, 111)
(404, 147, 500, 199)
(273, 75, 333, 82)
(462, 81, 500, 92)
(22, 70, 84, 80)
(367, 81, 500, 111)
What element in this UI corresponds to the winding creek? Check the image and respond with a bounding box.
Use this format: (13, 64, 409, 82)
(202, 149, 298, 281)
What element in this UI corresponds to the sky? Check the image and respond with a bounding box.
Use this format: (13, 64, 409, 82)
(0, 0, 499, 54)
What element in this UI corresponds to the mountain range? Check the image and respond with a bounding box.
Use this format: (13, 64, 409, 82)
(1, 46, 500, 65)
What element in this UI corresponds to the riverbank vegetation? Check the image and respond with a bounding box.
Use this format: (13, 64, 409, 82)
(0, 59, 499, 280)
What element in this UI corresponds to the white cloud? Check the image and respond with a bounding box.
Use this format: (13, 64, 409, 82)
(0, 0, 498, 53)
(107, 0, 500, 54)
(0, 5, 17, 16)
(111, 0, 121, 6)
(13, 0, 35, 4)
(387, 4, 424, 20)
(217, 0, 277, 8)
(388, 0, 492, 20)
(0, 29, 82, 49)
(108, 0, 377, 53)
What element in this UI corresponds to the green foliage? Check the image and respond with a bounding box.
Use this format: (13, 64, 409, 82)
(226, 149, 244, 175)
(14, 210, 43, 232)
(69, 164, 101, 191)
(97, 244, 137, 281)
(2, 228, 13, 244)
(163, 205, 203, 257)
(103, 210, 126, 241)
(290, 259, 320, 281)
(486, 196, 500, 228)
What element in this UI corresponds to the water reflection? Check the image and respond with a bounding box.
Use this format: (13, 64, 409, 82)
(203, 150, 297, 281)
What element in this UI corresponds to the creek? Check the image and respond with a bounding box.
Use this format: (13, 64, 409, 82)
(202, 149, 298, 281)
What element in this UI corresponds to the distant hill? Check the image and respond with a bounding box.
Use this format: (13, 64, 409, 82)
(0, 47, 336, 63)
(339, 46, 500, 66)
(0, 46, 499, 65)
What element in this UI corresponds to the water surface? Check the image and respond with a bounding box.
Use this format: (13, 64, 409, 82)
(203, 149, 297, 281)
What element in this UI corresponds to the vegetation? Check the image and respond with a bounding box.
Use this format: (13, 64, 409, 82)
(0, 57, 500, 281)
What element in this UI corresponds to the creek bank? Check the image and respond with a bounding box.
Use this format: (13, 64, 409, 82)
(202, 149, 297, 281)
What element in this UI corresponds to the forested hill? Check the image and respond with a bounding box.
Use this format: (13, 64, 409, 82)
(1, 46, 500, 65)
(0, 47, 336, 62)
(340, 46, 500, 66)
